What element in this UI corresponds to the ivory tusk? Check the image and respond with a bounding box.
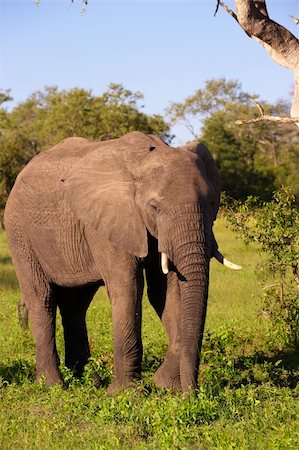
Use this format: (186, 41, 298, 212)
(161, 252, 169, 274)
(214, 249, 242, 270)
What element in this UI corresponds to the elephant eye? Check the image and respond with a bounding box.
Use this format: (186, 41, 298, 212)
(148, 201, 160, 214)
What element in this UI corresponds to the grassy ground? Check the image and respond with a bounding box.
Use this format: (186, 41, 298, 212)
(0, 219, 298, 449)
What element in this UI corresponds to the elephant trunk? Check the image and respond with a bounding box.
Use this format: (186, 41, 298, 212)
(178, 251, 208, 393)
(159, 204, 210, 393)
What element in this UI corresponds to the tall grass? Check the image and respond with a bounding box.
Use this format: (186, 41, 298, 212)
(0, 219, 298, 449)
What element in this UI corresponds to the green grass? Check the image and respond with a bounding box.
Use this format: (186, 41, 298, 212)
(0, 219, 298, 449)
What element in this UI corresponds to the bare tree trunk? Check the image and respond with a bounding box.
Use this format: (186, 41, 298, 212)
(291, 74, 299, 119)
(218, 0, 299, 127)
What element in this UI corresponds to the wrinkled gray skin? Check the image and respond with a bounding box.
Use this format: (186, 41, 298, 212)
(4, 131, 220, 394)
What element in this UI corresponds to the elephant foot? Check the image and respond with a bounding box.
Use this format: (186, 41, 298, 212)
(91, 372, 102, 388)
(67, 362, 86, 380)
(36, 352, 62, 387)
(35, 370, 63, 387)
(154, 365, 182, 392)
(107, 377, 140, 395)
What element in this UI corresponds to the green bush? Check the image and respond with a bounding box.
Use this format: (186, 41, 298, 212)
(223, 187, 299, 348)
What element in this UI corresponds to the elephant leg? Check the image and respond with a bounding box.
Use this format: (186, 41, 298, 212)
(56, 283, 99, 377)
(30, 292, 61, 386)
(8, 237, 61, 386)
(106, 266, 144, 394)
(145, 262, 182, 392)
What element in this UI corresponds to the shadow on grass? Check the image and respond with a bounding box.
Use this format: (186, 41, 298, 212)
(0, 255, 12, 265)
(202, 347, 299, 391)
(201, 330, 299, 391)
(0, 359, 35, 385)
(232, 349, 299, 389)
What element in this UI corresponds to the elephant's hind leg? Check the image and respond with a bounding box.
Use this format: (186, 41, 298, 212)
(30, 290, 61, 386)
(7, 233, 61, 386)
(56, 283, 100, 378)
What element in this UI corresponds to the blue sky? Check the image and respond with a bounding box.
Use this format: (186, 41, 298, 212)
(0, 0, 298, 143)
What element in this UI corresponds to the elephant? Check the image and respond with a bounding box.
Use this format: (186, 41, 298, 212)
(4, 131, 241, 394)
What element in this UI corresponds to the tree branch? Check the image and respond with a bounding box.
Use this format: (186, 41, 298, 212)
(217, 1, 251, 36)
(236, 116, 299, 125)
(262, 283, 281, 290)
(234, 0, 299, 70)
(252, 99, 264, 116)
(235, 99, 299, 125)
(182, 116, 198, 138)
(216, 0, 299, 126)
(290, 16, 299, 25)
(252, 0, 269, 19)
(214, 0, 221, 17)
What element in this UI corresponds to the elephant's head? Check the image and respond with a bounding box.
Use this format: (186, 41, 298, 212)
(64, 131, 240, 392)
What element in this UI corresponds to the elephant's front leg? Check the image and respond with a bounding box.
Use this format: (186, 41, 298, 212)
(146, 263, 182, 392)
(106, 265, 144, 394)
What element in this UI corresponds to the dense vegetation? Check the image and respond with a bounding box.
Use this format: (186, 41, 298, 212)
(223, 187, 299, 349)
(0, 220, 298, 449)
(1, 79, 299, 227)
(168, 79, 299, 200)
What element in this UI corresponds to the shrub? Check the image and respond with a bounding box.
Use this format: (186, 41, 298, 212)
(223, 187, 299, 348)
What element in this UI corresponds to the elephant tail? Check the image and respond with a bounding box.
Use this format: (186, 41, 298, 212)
(18, 299, 29, 329)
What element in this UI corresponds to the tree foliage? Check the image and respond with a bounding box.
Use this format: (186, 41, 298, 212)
(6, 83, 171, 149)
(168, 78, 299, 200)
(223, 187, 299, 348)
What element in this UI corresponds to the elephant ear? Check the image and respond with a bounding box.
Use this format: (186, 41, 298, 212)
(63, 142, 148, 257)
(121, 131, 157, 175)
(183, 142, 220, 220)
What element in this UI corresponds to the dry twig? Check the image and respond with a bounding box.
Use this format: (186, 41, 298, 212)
(235, 99, 299, 125)
(216, 1, 251, 36)
(290, 15, 299, 25)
